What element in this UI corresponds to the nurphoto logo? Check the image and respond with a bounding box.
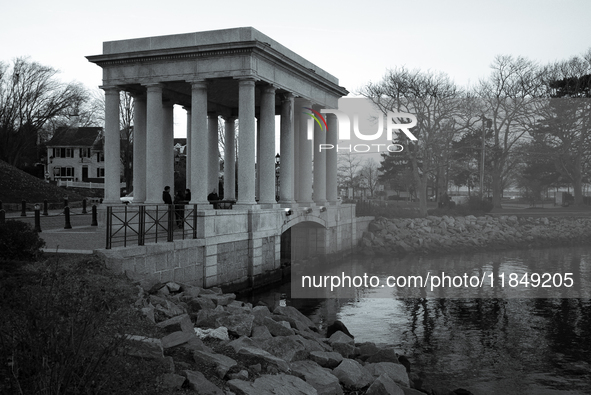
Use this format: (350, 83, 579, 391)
(303, 100, 418, 153)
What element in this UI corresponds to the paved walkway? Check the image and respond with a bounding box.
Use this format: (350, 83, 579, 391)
(4, 208, 104, 254)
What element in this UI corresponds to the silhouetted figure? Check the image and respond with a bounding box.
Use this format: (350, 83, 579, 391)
(326, 320, 354, 339)
(185, 188, 191, 203)
(162, 186, 172, 205)
(207, 188, 219, 202)
(174, 190, 185, 228)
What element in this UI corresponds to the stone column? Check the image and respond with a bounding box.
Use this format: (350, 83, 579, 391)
(189, 81, 210, 207)
(144, 84, 164, 204)
(255, 118, 260, 200)
(163, 101, 174, 197)
(293, 98, 302, 202)
(101, 86, 120, 204)
(259, 85, 276, 206)
(297, 99, 314, 206)
(313, 104, 327, 205)
(132, 93, 147, 203)
(224, 116, 236, 200)
(235, 77, 257, 208)
(279, 92, 295, 205)
(208, 114, 219, 196)
(326, 113, 338, 204)
(184, 107, 191, 192)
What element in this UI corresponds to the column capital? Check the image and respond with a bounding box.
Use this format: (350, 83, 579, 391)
(183, 106, 191, 112)
(261, 84, 276, 94)
(100, 85, 120, 94)
(143, 83, 164, 92)
(236, 76, 257, 85)
(188, 80, 208, 90)
(280, 92, 295, 102)
(222, 115, 237, 123)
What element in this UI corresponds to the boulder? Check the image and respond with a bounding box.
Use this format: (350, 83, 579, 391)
(261, 336, 309, 362)
(252, 305, 272, 324)
(161, 330, 195, 349)
(326, 320, 354, 339)
(193, 350, 237, 379)
(251, 325, 273, 340)
(237, 346, 290, 372)
(183, 370, 224, 394)
(199, 293, 236, 306)
(228, 374, 318, 395)
(216, 313, 254, 337)
(263, 316, 295, 336)
(124, 335, 164, 360)
(156, 313, 193, 333)
(332, 358, 373, 389)
(160, 373, 186, 389)
(309, 351, 344, 369)
(366, 348, 400, 364)
(365, 362, 410, 388)
(194, 326, 229, 341)
(290, 360, 343, 395)
(328, 331, 355, 358)
(274, 305, 316, 329)
(366, 373, 404, 395)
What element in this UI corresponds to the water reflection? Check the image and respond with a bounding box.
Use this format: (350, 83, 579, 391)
(242, 246, 591, 394)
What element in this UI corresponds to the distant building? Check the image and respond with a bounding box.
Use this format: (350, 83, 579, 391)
(46, 127, 104, 182)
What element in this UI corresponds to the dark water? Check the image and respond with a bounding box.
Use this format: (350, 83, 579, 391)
(241, 246, 591, 395)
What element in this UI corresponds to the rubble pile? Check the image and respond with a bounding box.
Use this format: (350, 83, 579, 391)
(125, 280, 473, 395)
(360, 215, 591, 255)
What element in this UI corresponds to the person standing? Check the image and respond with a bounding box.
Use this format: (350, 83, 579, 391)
(162, 186, 173, 205)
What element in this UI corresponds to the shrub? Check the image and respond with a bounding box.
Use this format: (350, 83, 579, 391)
(0, 220, 45, 262)
(427, 196, 494, 216)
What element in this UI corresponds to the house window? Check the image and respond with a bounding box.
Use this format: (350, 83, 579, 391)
(80, 148, 91, 158)
(97, 168, 105, 177)
(54, 167, 75, 177)
(97, 152, 104, 162)
(54, 148, 74, 158)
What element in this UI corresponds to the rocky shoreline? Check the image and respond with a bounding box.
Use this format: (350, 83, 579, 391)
(129, 280, 471, 395)
(360, 215, 591, 256)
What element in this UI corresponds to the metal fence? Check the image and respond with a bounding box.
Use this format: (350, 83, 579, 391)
(106, 204, 198, 249)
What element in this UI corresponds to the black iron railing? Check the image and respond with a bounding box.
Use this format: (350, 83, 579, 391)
(106, 204, 198, 249)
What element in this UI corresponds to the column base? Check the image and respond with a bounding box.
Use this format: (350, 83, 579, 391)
(259, 203, 279, 209)
(279, 201, 298, 208)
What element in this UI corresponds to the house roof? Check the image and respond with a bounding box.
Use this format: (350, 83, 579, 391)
(47, 127, 103, 147)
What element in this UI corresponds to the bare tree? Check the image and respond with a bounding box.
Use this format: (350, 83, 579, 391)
(360, 67, 464, 216)
(337, 152, 363, 198)
(0, 58, 86, 168)
(477, 55, 544, 208)
(360, 158, 380, 198)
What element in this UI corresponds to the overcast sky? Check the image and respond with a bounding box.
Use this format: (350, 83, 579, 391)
(2, 0, 590, 139)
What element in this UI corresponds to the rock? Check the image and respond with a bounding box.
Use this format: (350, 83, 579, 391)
(199, 293, 236, 306)
(366, 373, 404, 395)
(194, 326, 230, 341)
(155, 299, 185, 318)
(366, 348, 400, 364)
(288, 334, 326, 353)
(398, 355, 411, 373)
(216, 313, 254, 337)
(263, 316, 295, 336)
(252, 305, 272, 324)
(365, 362, 410, 388)
(237, 346, 290, 372)
(326, 320, 354, 339)
(160, 373, 186, 389)
(228, 336, 258, 353)
(290, 360, 343, 395)
(328, 331, 355, 358)
(261, 336, 309, 362)
(124, 335, 164, 360)
(251, 325, 273, 340)
(193, 350, 237, 379)
(183, 370, 224, 394)
(227, 374, 318, 395)
(402, 385, 426, 394)
(274, 305, 317, 329)
(161, 330, 195, 349)
(195, 307, 230, 328)
(332, 358, 373, 389)
(183, 336, 212, 353)
(188, 296, 216, 312)
(141, 304, 155, 323)
(166, 281, 181, 293)
(228, 370, 249, 380)
(156, 313, 193, 333)
(356, 342, 381, 360)
(309, 351, 344, 369)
